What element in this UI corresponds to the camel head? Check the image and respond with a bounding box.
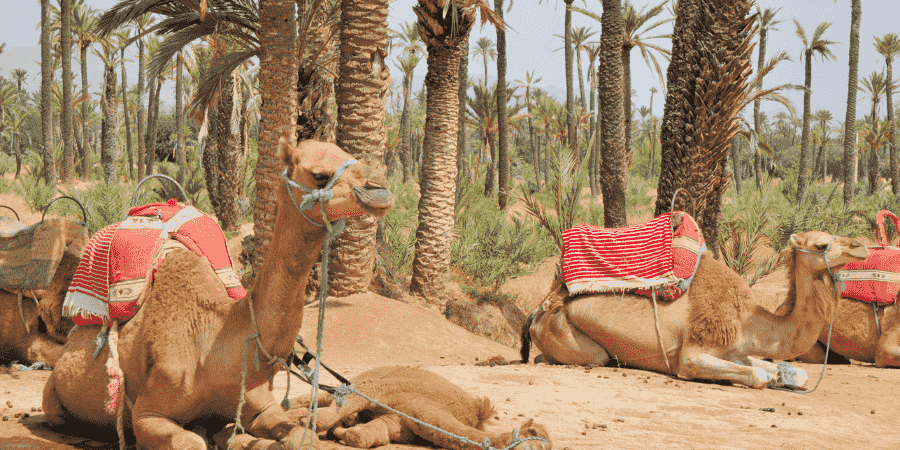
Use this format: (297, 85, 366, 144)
(279, 138, 394, 224)
(788, 231, 869, 273)
(512, 418, 552, 449)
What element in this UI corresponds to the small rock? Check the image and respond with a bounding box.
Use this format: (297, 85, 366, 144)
(528, 381, 533, 385)
(22, 413, 29, 419)
(798, 411, 804, 416)
(518, 413, 524, 417)
(14, 413, 21, 418)
(614, 418, 624, 423)
(781, 402, 785, 406)
(787, 412, 791, 415)
(5, 401, 11, 408)
(871, 410, 876, 414)
(581, 431, 587, 435)
(37, 407, 41, 412)
(31, 407, 37, 412)
(592, 424, 597, 429)
(760, 408, 775, 413)
(490, 362, 496, 367)
(585, 423, 590, 429)
(623, 373, 627, 377)
(674, 383, 680, 387)
(600, 424, 608, 429)
(771, 424, 777, 428)
(1, 416, 7, 422)
(644, 380, 649, 384)
(495, 416, 500, 420)
(613, 368, 618, 372)
(604, 376, 609, 379)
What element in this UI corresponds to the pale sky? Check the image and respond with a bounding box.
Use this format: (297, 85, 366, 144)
(1, 0, 898, 123)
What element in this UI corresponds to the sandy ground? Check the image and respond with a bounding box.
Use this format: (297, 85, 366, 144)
(1, 192, 899, 449)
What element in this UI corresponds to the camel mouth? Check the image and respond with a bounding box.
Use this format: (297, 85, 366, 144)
(354, 186, 394, 217)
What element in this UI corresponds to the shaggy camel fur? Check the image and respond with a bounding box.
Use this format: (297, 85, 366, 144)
(0, 245, 81, 366)
(752, 266, 900, 368)
(521, 232, 870, 389)
(288, 366, 551, 450)
(41, 138, 394, 450)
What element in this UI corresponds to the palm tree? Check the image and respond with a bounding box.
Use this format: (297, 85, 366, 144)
(843, 0, 861, 205)
(566, 26, 596, 109)
(144, 35, 166, 177)
(794, 19, 837, 203)
(655, 0, 755, 253)
(11, 69, 27, 92)
(646, 86, 658, 179)
(410, 0, 501, 302)
(573, 0, 672, 170)
(598, 0, 627, 228)
(133, 13, 153, 178)
(471, 37, 496, 84)
(60, 0, 75, 184)
(587, 43, 601, 195)
(114, 30, 133, 180)
(331, 0, 391, 296)
(752, 6, 782, 191)
(516, 70, 542, 191)
(174, 50, 185, 185)
(811, 109, 833, 184)
(96, 37, 118, 184)
(857, 71, 895, 193)
(1, 109, 29, 179)
(391, 22, 423, 183)
(457, 26, 472, 194)
(495, 0, 510, 210)
(875, 32, 900, 195)
(40, 0, 56, 185)
(73, 0, 97, 180)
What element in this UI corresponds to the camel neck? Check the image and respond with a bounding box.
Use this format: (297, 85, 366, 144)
(248, 186, 327, 362)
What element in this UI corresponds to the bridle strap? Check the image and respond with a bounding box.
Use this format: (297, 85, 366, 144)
(282, 159, 357, 233)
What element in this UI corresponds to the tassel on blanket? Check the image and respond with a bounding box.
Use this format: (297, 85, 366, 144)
(105, 320, 127, 450)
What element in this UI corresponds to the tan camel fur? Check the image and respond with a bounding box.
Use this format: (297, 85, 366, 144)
(0, 245, 81, 366)
(752, 265, 900, 368)
(521, 231, 870, 389)
(41, 138, 394, 450)
(287, 366, 551, 450)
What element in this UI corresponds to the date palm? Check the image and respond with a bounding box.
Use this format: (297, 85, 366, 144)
(113, 30, 134, 180)
(751, 6, 782, 191)
(495, 0, 510, 210)
(1, 109, 29, 179)
(811, 109, 833, 185)
(875, 32, 900, 195)
(391, 21, 423, 183)
(40, 0, 57, 185)
(95, 37, 118, 184)
(410, 0, 502, 302)
(598, 0, 627, 227)
(73, 0, 97, 179)
(471, 36, 496, 84)
(60, 0, 75, 184)
(516, 70, 542, 192)
(11, 69, 27, 92)
(655, 0, 755, 253)
(794, 20, 837, 203)
(586, 43, 601, 194)
(842, 0, 861, 205)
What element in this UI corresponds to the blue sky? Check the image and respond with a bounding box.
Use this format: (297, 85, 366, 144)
(1, 0, 898, 123)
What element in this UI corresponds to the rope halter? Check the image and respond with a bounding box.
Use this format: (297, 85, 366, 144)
(282, 158, 357, 234)
(791, 234, 844, 290)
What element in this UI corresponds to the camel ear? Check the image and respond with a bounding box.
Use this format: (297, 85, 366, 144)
(789, 233, 803, 249)
(522, 418, 534, 428)
(278, 137, 294, 168)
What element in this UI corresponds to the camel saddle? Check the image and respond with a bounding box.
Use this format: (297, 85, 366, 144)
(63, 200, 246, 326)
(561, 211, 706, 301)
(0, 215, 89, 299)
(836, 210, 900, 305)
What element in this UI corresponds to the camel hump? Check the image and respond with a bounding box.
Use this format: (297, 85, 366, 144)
(473, 396, 496, 429)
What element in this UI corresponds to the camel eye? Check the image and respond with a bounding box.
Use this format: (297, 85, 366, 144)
(815, 243, 827, 251)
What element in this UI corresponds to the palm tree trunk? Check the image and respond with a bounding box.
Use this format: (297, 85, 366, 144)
(40, 0, 56, 185)
(888, 57, 898, 195)
(869, 145, 881, 194)
(564, 0, 576, 150)
(457, 27, 471, 194)
(528, 87, 541, 193)
(332, 0, 391, 296)
(296, 1, 338, 144)
(175, 52, 186, 185)
(796, 49, 813, 203)
(588, 61, 597, 195)
(145, 78, 161, 176)
(622, 45, 633, 170)
(136, 40, 146, 178)
(730, 138, 742, 193)
(79, 43, 90, 180)
(101, 62, 117, 184)
(120, 49, 133, 181)
(753, 27, 767, 191)
(399, 72, 412, 183)
(843, 0, 861, 204)
(495, 0, 509, 210)
(60, 0, 75, 184)
(576, 46, 586, 112)
(599, 0, 627, 228)
(208, 72, 242, 232)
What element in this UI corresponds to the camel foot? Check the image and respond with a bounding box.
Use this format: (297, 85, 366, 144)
(770, 362, 808, 390)
(213, 424, 320, 450)
(41, 372, 66, 426)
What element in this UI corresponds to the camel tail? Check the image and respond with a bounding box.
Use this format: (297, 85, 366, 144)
(520, 307, 538, 363)
(474, 396, 497, 430)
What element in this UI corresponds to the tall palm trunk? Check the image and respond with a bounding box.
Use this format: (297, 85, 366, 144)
(564, 0, 576, 150)
(145, 77, 161, 176)
(868, 100, 881, 195)
(753, 26, 767, 191)
(796, 49, 813, 203)
(207, 72, 242, 232)
(457, 28, 471, 192)
(654, 0, 753, 253)
(332, 0, 391, 296)
(527, 86, 540, 192)
(588, 59, 597, 194)
(101, 61, 118, 184)
(79, 43, 90, 180)
(296, 2, 338, 144)
(399, 72, 413, 183)
(120, 47, 133, 181)
(495, 0, 509, 209)
(410, 0, 474, 302)
(252, 0, 299, 280)
(40, 0, 56, 185)
(61, 0, 75, 184)
(843, 0, 861, 205)
(888, 56, 898, 195)
(136, 40, 146, 178)
(622, 44, 633, 169)
(599, 0, 627, 228)
(175, 52, 185, 185)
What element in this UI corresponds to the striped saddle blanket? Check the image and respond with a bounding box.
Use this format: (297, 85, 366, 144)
(835, 210, 900, 305)
(561, 212, 706, 301)
(63, 200, 246, 326)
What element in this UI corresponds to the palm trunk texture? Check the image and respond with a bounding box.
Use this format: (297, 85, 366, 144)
(843, 0, 861, 204)
(61, 0, 75, 184)
(40, 0, 56, 185)
(495, 0, 510, 210)
(599, 0, 627, 228)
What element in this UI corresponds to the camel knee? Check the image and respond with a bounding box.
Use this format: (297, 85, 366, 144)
(875, 345, 900, 367)
(334, 423, 390, 449)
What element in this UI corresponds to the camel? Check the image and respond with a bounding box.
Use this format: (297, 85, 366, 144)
(41, 138, 395, 450)
(521, 231, 870, 389)
(752, 265, 900, 368)
(0, 236, 81, 367)
(288, 366, 551, 450)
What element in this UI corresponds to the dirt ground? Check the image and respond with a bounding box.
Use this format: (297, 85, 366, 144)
(1, 193, 899, 449)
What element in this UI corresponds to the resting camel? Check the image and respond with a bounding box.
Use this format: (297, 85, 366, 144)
(752, 266, 900, 368)
(42, 138, 395, 450)
(0, 243, 80, 367)
(521, 231, 869, 389)
(290, 366, 550, 450)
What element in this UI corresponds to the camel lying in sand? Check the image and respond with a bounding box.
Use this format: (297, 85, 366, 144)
(0, 245, 80, 367)
(289, 366, 550, 450)
(752, 266, 900, 368)
(42, 139, 394, 450)
(521, 231, 869, 389)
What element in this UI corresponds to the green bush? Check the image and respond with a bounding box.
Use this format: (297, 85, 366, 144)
(379, 172, 419, 278)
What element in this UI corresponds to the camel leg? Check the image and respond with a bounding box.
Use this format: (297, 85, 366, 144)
(332, 413, 407, 448)
(395, 399, 524, 450)
(744, 357, 808, 390)
(41, 371, 66, 426)
(529, 308, 611, 366)
(212, 387, 319, 450)
(678, 347, 771, 389)
(874, 330, 900, 367)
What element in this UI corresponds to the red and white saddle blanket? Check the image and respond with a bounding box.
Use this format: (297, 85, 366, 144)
(62, 200, 246, 326)
(836, 210, 900, 305)
(561, 211, 706, 301)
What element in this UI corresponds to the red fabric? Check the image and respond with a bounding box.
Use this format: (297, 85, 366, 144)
(561, 212, 705, 300)
(65, 201, 246, 326)
(839, 248, 900, 305)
